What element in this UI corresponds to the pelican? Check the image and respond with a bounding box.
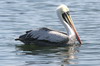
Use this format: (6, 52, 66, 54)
(15, 4, 82, 46)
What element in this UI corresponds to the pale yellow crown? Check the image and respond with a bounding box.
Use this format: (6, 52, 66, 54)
(57, 4, 69, 13)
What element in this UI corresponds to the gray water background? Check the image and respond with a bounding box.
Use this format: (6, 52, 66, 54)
(0, 0, 100, 66)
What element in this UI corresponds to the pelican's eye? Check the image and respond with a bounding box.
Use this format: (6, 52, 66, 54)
(66, 11, 70, 15)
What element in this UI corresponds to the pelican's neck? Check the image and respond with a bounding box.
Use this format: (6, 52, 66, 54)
(57, 14, 75, 37)
(63, 20, 75, 37)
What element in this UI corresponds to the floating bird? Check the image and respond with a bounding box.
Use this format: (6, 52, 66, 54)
(15, 4, 82, 46)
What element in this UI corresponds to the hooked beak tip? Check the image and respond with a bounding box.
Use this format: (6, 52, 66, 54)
(76, 33, 82, 44)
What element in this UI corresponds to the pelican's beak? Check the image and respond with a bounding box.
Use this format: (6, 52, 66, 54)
(62, 12, 82, 44)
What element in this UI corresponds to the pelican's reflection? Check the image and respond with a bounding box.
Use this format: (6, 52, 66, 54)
(16, 44, 80, 65)
(60, 45, 79, 65)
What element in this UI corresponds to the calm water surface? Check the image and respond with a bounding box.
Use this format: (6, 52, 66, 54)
(0, 0, 100, 66)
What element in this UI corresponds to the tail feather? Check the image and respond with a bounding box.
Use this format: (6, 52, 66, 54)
(15, 38, 20, 41)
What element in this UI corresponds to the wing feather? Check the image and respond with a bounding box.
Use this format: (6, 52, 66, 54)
(23, 28, 69, 43)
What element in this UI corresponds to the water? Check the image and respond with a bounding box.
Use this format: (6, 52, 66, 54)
(0, 0, 100, 66)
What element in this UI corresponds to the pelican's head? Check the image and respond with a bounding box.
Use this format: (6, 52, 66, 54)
(57, 4, 82, 44)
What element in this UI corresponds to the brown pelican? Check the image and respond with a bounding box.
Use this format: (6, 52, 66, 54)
(15, 4, 82, 46)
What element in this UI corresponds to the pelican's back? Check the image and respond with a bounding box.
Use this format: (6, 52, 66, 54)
(16, 28, 69, 46)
